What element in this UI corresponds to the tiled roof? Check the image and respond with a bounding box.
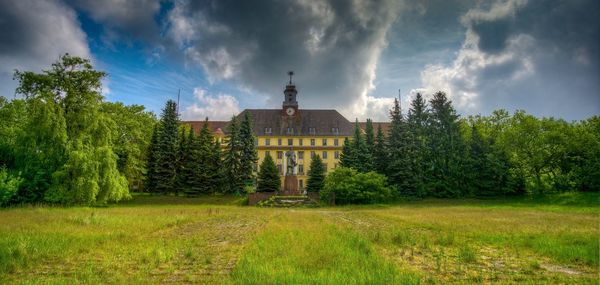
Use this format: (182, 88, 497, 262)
(359, 122, 391, 135)
(238, 109, 354, 136)
(183, 108, 355, 137)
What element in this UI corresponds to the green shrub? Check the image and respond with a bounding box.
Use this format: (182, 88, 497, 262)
(320, 167, 392, 205)
(0, 168, 22, 206)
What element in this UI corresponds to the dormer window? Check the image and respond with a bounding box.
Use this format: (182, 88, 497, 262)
(265, 127, 272, 134)
(309, 127, 316, 135)
(287, 127, 294, 134)
(331, 127, 339, 135)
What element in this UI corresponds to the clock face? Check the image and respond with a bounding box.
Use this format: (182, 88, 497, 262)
(286, 107, 295, 116)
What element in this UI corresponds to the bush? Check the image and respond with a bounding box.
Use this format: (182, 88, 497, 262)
(0, 168, 22, 206)
(321, 167, 392, 205)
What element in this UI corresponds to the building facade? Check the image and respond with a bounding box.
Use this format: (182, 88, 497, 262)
(184, 78, 389, 190)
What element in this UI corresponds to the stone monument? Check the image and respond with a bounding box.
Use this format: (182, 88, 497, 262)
(282, 149, 300, 195)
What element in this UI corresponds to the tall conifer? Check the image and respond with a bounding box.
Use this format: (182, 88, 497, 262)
(257, 153, 280, 192)
(386, 98, 419, 197)
(224, 116, 243, 194)
(154, 100, 180, 194)
(144, 124, 160, 192)
(239, 112, 258, 185)
(373, 124, 387, 174)
(307, 154, 326, 192)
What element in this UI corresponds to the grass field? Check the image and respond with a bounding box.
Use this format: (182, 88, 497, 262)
(0, 193, 598, 284)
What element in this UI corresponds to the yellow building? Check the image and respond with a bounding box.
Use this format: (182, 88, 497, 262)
(185, 78, 389, 190)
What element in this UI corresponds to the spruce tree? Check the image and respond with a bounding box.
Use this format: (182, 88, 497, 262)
(427, 91, 465, 197)
(208, 138, 225, 193)
(257, 153, 280, 192)
(407, 93, 429, 195)
(339, 137, 354, 169)
(196, 119, 214, 194)
(344, 119, 371, 172)
(373, 124, 387, 174)
(386, 98, 419, 197)
(145, 124, 160, 192)
(183, 127, 202, 196)
(307, 154, 325, 192)
(224, 116, 243, 194)
(175, 127, 189, 195)
(154, 100, 180, 194)
(239, 112, 258, 185)
(365, 119, 375, 171)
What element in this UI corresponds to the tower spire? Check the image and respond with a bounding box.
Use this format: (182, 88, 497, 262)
(288, 71, 294, 85)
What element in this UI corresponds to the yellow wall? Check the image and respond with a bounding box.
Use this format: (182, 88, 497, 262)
(256, 136, 348, 189)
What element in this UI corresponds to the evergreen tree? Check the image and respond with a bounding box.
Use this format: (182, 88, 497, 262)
(154, 100, 180, 194)
(257, 153, 280, 192)
(407, 93, 429, 195)
(373, 124, 387, 174)
(175, 127, 189, 195)
(339, 137, 354, 169)
(239, 112, 258, 185)
(307, 154, 326, 192)
(208, 138, 225, 193)
(365, 119, 375, 170)
(224, 116, 244, 194)
(427, 91, 465, 197)
(144, 124, 160, 192)
(386, 98, 419, 197)
(353, 119, 372, 172)
(196, 119, 214, 194)
(182, 127, 202, 196)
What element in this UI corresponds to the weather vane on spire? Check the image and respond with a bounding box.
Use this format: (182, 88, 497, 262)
(288, 71, 294, 85)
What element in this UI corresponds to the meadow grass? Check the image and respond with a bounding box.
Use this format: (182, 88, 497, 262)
(0, 193, 598, 284)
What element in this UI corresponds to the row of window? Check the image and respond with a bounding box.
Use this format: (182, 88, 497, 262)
(275, 163, 335, 175)
(264, 138, 340, 146)
(266, 150, 340, 160)
(264, 127, 339, 135)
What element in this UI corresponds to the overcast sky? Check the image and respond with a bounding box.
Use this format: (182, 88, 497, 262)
(1, 0, 598, 121)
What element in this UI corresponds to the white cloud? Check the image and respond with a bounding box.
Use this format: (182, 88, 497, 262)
(181, 88, 240, 120)
(0, 0, 91, 97)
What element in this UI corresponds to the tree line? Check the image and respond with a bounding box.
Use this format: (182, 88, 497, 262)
(144, 103, 258, 196)
(337, 92, 599, 199)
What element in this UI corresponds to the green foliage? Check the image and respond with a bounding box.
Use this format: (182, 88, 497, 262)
(321, 167, 392, 204)
(0, 168, 22, 206)
(372, 124, 387, 174)
(239, 112, 258, 184)
(339, 120, 372, 172)
(152, 100, 180, 194)
(386, 98, 419, 198)
(101, 102, 157, 191)
(306, 155, 325, 192)
(224, 116, 244, 194)
(257, 153, 280, 192)
(144, 125, 160, 193)
(8, 54, 129, 205)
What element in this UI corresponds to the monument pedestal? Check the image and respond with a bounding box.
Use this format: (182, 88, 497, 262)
(282, 175, 300, 196)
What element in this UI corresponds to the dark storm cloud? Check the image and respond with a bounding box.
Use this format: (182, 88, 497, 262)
(166, 0, 403, 119)
(419, 0, 600, 120)
(0, 0, 90, 98)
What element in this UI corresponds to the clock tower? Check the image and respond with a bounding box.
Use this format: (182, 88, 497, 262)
(283, 71, 298, 116)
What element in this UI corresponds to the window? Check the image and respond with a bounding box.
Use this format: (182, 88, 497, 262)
(298, 164, 304, 175)
(334, 151, 339, 159)
(265, 138, 270, 146)
(287, 127, 294, 134)
(298, 151, 304, 159)
(288, 138, 293, 146)
(322, 151, 328, 159)
(309, 127, 316, 135)
(265, 151, 270, 157)
(277, 151, 283, 159)
(334, 138, 339, 146)
(298, 138, 303, 146)
(331, 127, 339, 135)
(265, 127, 272, 134)
(277, 164, 283, 175)
(278, 138, 282, 146)
(322, 139, 327, 146)
(311, 151, 316, 158)
(310, 139, 315, 146)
